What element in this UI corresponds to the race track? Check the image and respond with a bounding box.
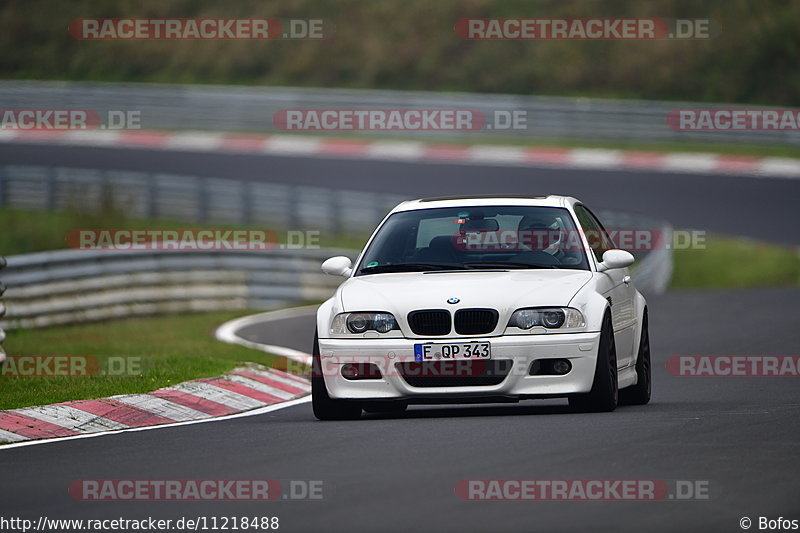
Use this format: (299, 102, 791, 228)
(0, 144, 798, 532)
(1, 288, 798, 532)
(1, 142, 798, 243)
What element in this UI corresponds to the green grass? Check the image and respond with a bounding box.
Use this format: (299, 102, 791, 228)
(0, 226, 796, 412)
(5, 208, 800, 290)
(1, 0, 799, 107)
(670, 235, 800, 289)
(0, 310, 278, 410)
(0, 207, 369, 256)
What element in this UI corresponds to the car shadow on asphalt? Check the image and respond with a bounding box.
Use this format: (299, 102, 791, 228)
(364, 402, 573, 420)
(359, 401, 658, 420)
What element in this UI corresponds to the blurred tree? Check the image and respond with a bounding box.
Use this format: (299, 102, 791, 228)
(0, 0, 796, 104)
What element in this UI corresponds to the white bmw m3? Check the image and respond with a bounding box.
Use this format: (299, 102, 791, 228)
(313, 195, 651, 420)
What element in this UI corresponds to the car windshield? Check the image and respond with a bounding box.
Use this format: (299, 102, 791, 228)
(356, 206, 590, 275)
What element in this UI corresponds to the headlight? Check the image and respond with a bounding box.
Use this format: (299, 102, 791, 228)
(347, 314, 370, 333)
(542, 310, 565, 328)
(507, 307, 585, 331)
(331, 312, 399, 335)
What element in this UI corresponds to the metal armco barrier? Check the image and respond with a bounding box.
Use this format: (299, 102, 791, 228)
(0, 81, 795, 146)
(0, 248, 349, 329)
(0, 224, 672, 330)
(0, 165, 406, 234)
(0, 164, 672, 329)
(0, 255, 6, 361)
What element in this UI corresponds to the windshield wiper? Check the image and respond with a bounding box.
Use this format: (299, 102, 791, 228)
(461, 261, 558, 270)
(359, 262, 468, 274)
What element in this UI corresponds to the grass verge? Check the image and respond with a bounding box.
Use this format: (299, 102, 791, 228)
(670, 235, 799, 289)
(3, 208, 798, 289)
(0, 310, 274, 410)
(0, 207, 369, 256)
(0, 231, 796, 410)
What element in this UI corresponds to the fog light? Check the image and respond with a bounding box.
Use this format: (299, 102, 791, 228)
(341, 363, 382, 380)
(552, 359, 572, 375)
(529, 359, 572, 376)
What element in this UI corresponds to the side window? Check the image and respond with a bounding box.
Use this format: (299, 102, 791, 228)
(573, 205, 614, 262)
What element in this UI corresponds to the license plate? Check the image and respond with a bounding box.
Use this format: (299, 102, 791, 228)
(414, 342, 491, 361)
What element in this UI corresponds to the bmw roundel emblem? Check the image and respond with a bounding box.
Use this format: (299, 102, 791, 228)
(447, 297, 460, 304)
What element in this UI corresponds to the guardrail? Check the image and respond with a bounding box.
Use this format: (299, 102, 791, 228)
(0, 224, 672, 331)
(0, 248, 349, 329)
(611, 217, 673, 295)
(0, 236, 671, 330)
(0, 256, 6, 362)
(0, 165, 407, 234)
(0, 81, 794, 146)
(0, 163, 672, 329)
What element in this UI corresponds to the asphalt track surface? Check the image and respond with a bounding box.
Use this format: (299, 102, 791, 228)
(0, 144, 798, 532)
(1, 143, 798, 243)
(1, 288, 798, 532)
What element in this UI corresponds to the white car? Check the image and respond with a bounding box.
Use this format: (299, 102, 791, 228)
(313, 195, 651, 420)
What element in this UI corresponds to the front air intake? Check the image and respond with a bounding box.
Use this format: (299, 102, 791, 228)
(454, 308, 498, 335)
(407, 309, 451, 336)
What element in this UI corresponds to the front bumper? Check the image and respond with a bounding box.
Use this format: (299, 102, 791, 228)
(318, 332, 601, 401)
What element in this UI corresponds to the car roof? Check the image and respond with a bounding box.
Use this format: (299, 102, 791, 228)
(390, 195, 580, 213)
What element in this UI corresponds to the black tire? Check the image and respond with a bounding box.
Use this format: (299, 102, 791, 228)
(569, 312, 618, 413)
(311, 331, 362, 421)
(362, 402, 408, 415)
(619, 310, 651, 406)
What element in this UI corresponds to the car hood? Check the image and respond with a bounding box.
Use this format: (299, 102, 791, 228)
(339, 269, 593, 314)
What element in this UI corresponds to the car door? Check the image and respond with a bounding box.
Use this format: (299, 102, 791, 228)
(573, 205, 637, 369)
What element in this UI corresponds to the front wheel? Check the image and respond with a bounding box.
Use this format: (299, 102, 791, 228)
(569, 312, 618, 413)
(619, 311, 651, 406)
(311, 331, 362, 421)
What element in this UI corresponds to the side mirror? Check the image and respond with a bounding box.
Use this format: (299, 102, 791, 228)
(321, 256, 353, 277)
(597, 249, 634, 272)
